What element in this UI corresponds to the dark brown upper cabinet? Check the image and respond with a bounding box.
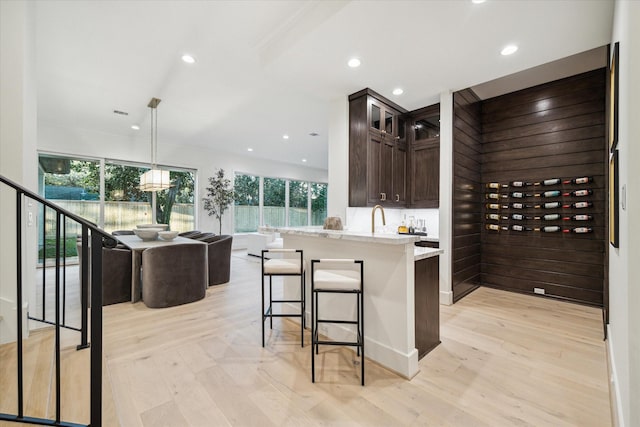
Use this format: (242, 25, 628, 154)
(409, 104, 440, 208)
(349, 89, 408, 207)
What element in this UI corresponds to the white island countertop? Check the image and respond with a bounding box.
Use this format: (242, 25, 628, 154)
(414, 246, 444, 261)
(259, 226, 421, 245)
(259, 226, 442, 261)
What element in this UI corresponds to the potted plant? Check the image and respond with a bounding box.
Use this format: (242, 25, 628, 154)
(202, 168, 234, 234)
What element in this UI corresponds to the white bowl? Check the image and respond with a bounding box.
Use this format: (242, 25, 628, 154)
(158, 230, 179, 241)
(136, 223, 169, 230)
(133, 228, 161, 241)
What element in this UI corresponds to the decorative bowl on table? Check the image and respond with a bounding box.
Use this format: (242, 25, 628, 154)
(158, 230, 179, 241)
(133, 228, 162, 241)
(137, 223, 169, 230)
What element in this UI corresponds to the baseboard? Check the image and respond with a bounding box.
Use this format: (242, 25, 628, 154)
(439, 290, 453, 305)
(606, 325, 625, 427)
(282, 305, 418, 378)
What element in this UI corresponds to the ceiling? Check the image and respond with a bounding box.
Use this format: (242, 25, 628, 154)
(34, 0, 614, 171)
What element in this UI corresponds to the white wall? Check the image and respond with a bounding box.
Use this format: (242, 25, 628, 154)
(0, 0, 38, 344)
(608, 1, 640, 426)
(38, 122, 328, 238)
(327, 96, 349, 220)
(438, 91, 454, 305)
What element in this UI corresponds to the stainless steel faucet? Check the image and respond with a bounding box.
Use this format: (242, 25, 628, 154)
(371, 204, 386, 233)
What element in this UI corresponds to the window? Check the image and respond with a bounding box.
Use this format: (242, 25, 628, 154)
(104, 163, 151, 232)
(234, 173, 260, 232)
(233, 172, 328, 231)
(263, 177, 286, 227)
(311, 182, 327, 226)
(156, 170, 195, 232)
(38, 156, 100, 260)
(38, 153, 196, 234)
(288, 180, 308, 226)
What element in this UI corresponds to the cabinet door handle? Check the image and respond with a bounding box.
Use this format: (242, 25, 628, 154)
(380, 192, 387, 201)
(395, 194, 400, 202)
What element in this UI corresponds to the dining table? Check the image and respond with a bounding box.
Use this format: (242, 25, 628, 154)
(115, 235, 207, 302)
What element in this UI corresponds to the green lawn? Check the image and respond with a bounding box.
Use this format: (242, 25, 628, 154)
(38, 237, 78, 259)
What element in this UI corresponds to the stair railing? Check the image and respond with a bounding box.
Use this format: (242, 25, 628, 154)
(0, 174, 108, 427)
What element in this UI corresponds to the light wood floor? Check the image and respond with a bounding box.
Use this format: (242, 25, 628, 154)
(1, 251, 611, 426)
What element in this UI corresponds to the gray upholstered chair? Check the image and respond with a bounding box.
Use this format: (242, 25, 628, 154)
(76, 238, 132, 306)
(111, 230, 134, 235)
(206, 235, 233, 286)
(141, 243, 207, 308)
(178, 230, 201, 238)
(101, 247, 133, 305)
(194, 232, 216, 242)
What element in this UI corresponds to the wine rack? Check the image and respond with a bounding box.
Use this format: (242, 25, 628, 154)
(484, 177, 594, 235)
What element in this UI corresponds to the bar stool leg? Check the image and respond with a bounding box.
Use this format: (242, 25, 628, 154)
(300, 272, 304, 347)
(269, 276, 273, 329)
(311, 261, 315, 382)
(360, 288, 364, 386)
(261, 273, 265, 347)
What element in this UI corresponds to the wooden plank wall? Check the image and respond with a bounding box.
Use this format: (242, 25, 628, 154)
(480, 69, 606, 306)
(452, 89, 483, 302)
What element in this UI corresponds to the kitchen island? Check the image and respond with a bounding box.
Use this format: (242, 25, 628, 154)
(260, 226, 442, 379)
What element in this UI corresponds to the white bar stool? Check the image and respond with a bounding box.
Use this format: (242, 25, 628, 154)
(311, 259, 364, 386)
(261, 249, 306, 347)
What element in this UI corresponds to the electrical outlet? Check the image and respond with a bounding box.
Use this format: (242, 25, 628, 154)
(534, 287, 545, 295)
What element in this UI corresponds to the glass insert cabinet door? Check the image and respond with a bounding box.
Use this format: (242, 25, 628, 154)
(369, 97, 402, 137)
(414, 115, 440, 140)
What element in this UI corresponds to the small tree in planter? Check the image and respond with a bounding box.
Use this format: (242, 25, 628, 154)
(202, 169, 234, 234)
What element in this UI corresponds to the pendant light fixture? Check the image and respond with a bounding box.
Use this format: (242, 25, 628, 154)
(139, 97, 171, 191)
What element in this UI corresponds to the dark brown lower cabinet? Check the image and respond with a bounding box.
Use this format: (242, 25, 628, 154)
(415, 256, 440, 359)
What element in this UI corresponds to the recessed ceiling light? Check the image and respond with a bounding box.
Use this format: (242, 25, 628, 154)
(501, 45, 518, 56)
(302, 158, 307, 163)
(181, 54, 196, 64)
(392, 88, 404, 96)
(471, 0, 486, 4)
(247, 148, 253, 152)
(131, 125, 140, 130)
(283, 134, 289, 140)
(348, 58, 361, 68)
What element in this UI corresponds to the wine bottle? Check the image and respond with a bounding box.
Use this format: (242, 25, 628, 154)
(563, 227, 593, 234)
(486, 203, 501, 210)
(511, 213, 532, 220)
(535, 190, 561, 198)
(562, 214, 593, 221)
(534, 178, 561, 186)
(535, 226, 561, 232)
(511, 181, 534, 187)
(537, 214, 561, 221)
(563, 189, 593, 197)
(485, 193, 504, 199)
(486, 224, 507, 231)
(511, 224, 532, 232)
(485, 213, 507, 220)
(563, 201, 593, 209)
(510, 202, 533, 209)
(563, 176, 593, 185)
(486, 183, 508, 189)
(535, 202, 561, 209)
(509, 192, 533, 198)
